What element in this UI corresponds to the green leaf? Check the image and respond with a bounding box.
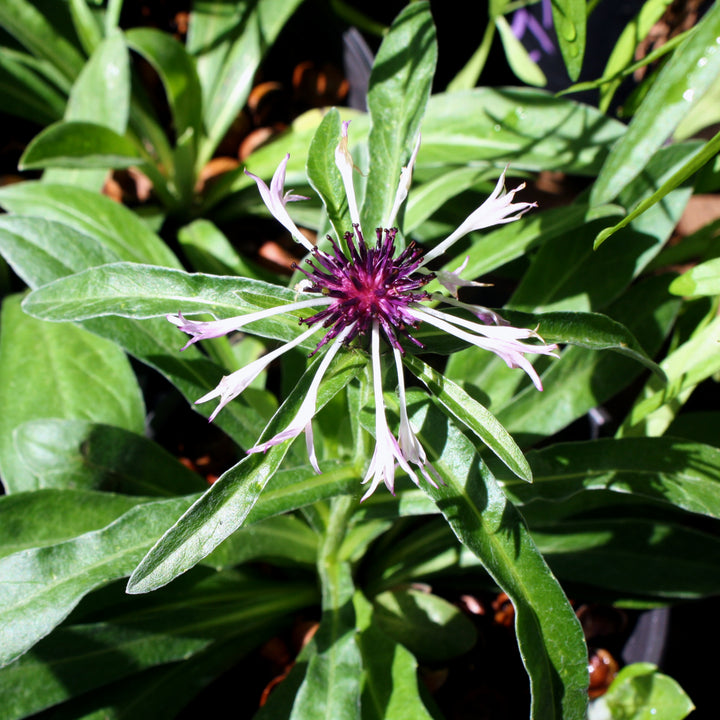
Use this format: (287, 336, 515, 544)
(0, 0, 84, 81)
(0, 573, 316, 720)
(14, 419, 206, 496)
(413, 400, 588, 720)
(0, 496, 192, 666)
(603, 663, 695, 720)
(0, 184, 181, 269)
(591, 1, 720, 205)
(501, 437, 720, 521)
(594, 131, 720, 248)
(549, 0, 586, 81)
(0, 50, 66, 124)
(290, 558, 361, 720)
(363, 1, 437, 233)
(372, 587, 477, 661)
(307, 108, 352, 240)
(502, 309, 666, 380)
(0, 295, 145, 493)
(66, 30, 129, 134)
(21, 262, 320, 350)
(354, 592, 434, 720)
(196, 0, 304, 166)
(125, 28, 202, 145)
(534, 519, 720, 598)
(0, 489, 142, 559)
(127, 352, 365, 594)
(421, 88, 625, 175)
(496, 275, 680, 444)
(495, 14, 546, 87)
(669, 256, 720, 297)
(402, 354, 533, 482)
(19, 121, 144, 170)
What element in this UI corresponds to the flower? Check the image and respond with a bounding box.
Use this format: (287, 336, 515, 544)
(168, 121, 558, 499)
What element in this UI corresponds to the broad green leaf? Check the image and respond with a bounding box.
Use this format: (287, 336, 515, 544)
(372, 587, 476, 661)
(495, 14, 546, 87)
(402, 354, 532, 482)
(65, 31, 129, 134)
(0, 215, 275, 448)
(363, 1, 437, 233)
(14, 419, 206, 496)
(0, 573, 316, 720)
(0, 0, 84, 81)
(0, 489, 142, 559)
(127, 352, 365, 594)
(549, 0, 586, 81)
(534, 519, 720, 598)
(603, 663, 695, 720)
(0, 183, 181, 268)
(500, 438, 720, 521)
(0, 215, 271, 449)
(421, 88, 625, 176)
(197, 0, 304, 166)
(496, 275, 680, 443)
(591, 1, 720, 205)
(413, 400, 588, 720)
(307, 108, 352, 240)
(0, 217, 119, 285)
(19, 121, 144, 170)
(354, 592, 434, 720)
(0, 295, 145, 493)
(0, 496, 192, 666)
(669, 256, 720, 297)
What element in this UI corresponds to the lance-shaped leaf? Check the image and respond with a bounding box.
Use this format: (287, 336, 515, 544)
(499, 437, 720, 521)
(22, 262, 319, 350)
(0, 183, 181, 269)
(0, 295, 145, 493)
(19, 121, 145, 170)
(402, 354, 532, 483)
(127, 352, 366, 594)
(0, 496, 193, 666)
(549, 0, 586, 82)
(412, 398, 588, 720)
(591, 1, 720, 205)
(354, 591, 435, 720)
(363, 1, 437, 232)
(1, 574, 317, 720)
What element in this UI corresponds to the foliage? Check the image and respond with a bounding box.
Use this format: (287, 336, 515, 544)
(0, 1, 717, 718)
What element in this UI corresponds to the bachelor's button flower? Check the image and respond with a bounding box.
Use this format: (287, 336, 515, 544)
(168, 121, 558, 499)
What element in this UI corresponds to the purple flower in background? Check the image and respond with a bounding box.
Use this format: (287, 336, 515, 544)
(511, 0, 555, 63)
(169, 121, 557, 499)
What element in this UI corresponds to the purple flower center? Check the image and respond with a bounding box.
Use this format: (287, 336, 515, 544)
(294, 225, 434, 354)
